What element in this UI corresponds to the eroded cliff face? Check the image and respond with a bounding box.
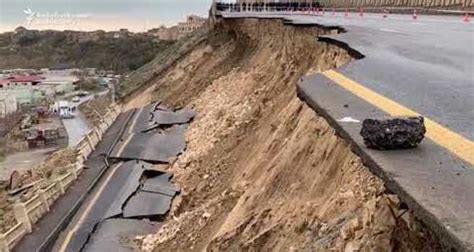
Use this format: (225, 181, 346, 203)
(126, 18, 438, 251)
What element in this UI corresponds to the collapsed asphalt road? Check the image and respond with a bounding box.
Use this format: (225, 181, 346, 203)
(219, 11, 474, 250)
(53, 101, 193, 252)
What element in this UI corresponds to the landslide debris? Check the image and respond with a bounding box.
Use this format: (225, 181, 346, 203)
(126, 18, 440, 251)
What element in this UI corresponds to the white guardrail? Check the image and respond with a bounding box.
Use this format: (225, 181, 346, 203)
(0, 103, 121, 252)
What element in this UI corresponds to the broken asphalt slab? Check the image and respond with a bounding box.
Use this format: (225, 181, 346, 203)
(360, 116, 426, 150)
(127, 101, 194, 133)
(53, 162, 140, 252)
(122, 169, 179, 219)
(142, 173, 180, 197)
(82, 219, 158, 252)
(103, 161, 145, 219)
(147, 107, 196, 129)
(94, 110, 137, 156)
(138, 108, 195, 133)
(43, 101, 187, 252)
(109, 125, 187, 164)
(123, 191, 173, 219)
(53, 160, 179, 252)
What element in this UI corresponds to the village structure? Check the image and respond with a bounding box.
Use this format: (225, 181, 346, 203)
(147, 15, 207, 40)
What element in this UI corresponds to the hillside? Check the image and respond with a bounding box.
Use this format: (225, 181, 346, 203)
(0, 28, 174, 73)
(123, 18, 441, 251)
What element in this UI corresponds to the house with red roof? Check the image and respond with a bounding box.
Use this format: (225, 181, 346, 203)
(0, 74, 45, 88)
(0, 73, 78, 105)
(0, 74, 47, 105)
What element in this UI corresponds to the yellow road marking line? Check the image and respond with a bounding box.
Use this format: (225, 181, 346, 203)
(116, 133, 134, 156)
(322, 69, 474, 165)
(128, 107, 143, 134)
(58, 162, 123, 252)
(114, 107, 143, 156)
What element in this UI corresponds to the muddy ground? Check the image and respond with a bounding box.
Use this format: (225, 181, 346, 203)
(127, 18, 440, 251)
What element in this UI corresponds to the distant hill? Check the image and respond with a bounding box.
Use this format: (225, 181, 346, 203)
(0, 27, 175, 73)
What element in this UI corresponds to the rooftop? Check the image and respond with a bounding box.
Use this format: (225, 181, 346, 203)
(6, 75, 45, 83)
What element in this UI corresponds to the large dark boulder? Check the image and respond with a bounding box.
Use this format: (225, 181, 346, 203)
(360, 116, 426, 150)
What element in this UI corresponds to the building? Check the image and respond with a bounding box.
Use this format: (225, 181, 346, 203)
(40, 75, 78, 95)
(0, 93, 17, 117)
(0, 75, 46, 104)
(0, 75, 44, 88)
(177, 15, 207, 39)
(146, 15, 207, 41)
(0, 74, 78, 105)
(148, 26, 179, 41)
(0, 92, 19, 136)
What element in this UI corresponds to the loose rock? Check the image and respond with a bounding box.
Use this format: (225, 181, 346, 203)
(360, 116, 426, 150)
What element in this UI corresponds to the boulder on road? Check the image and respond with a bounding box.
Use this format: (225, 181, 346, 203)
(360, 116, 426, 150)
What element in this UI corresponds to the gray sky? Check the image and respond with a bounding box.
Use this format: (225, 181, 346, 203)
(0, 0, 212, 32)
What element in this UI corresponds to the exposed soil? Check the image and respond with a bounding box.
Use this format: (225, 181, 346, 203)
(79, 94, 112, 127)
(0, 185, 15, 233)
(127, 18, 439, 251)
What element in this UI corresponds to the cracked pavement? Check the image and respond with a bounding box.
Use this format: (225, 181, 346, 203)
(51, 102, 192, 252)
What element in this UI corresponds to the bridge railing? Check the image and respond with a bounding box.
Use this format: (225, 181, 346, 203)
(215, 0, 473, 13)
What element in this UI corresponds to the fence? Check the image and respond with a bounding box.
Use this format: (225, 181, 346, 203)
(215, 0, 473, 12)
(318, 0, 471, 8)
(0, 103, 121, 252)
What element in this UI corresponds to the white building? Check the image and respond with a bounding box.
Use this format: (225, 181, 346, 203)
(0, 93, 18, 117)
(0, 74, 78, 105)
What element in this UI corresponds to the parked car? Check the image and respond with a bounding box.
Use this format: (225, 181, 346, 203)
(72, 96, 80, 102)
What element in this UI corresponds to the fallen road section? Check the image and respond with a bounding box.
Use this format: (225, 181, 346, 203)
(297, 72, 474, 251)
(108, 126, 187, 164)
(53, 101, 191, 252)
(53, 161, 179, 252)
(108, 102, 193, 164)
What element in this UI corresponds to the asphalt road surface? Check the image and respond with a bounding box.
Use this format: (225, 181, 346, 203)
(222, 10, 474, 250)
(223, 11, 474, 140)
(62, 90, 109, 147)
(53, 103, 184, 252)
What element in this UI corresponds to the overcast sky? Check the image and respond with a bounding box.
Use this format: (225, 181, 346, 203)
(0, 0, 212, 32)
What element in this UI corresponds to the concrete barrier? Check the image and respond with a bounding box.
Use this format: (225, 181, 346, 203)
(221, 1, 473, 13)
(0, 103, 121, 252)
(0, 223, 26, 251)
(336, 0, 473, 8)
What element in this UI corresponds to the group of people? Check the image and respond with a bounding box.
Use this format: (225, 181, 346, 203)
(215, 1, 322, 12)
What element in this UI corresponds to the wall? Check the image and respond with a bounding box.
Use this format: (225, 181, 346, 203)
(0, 94, 17, 117)
(177, 15, 207, 39)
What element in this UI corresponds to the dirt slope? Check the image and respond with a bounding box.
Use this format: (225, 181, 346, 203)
(127, 18, 439, 251)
